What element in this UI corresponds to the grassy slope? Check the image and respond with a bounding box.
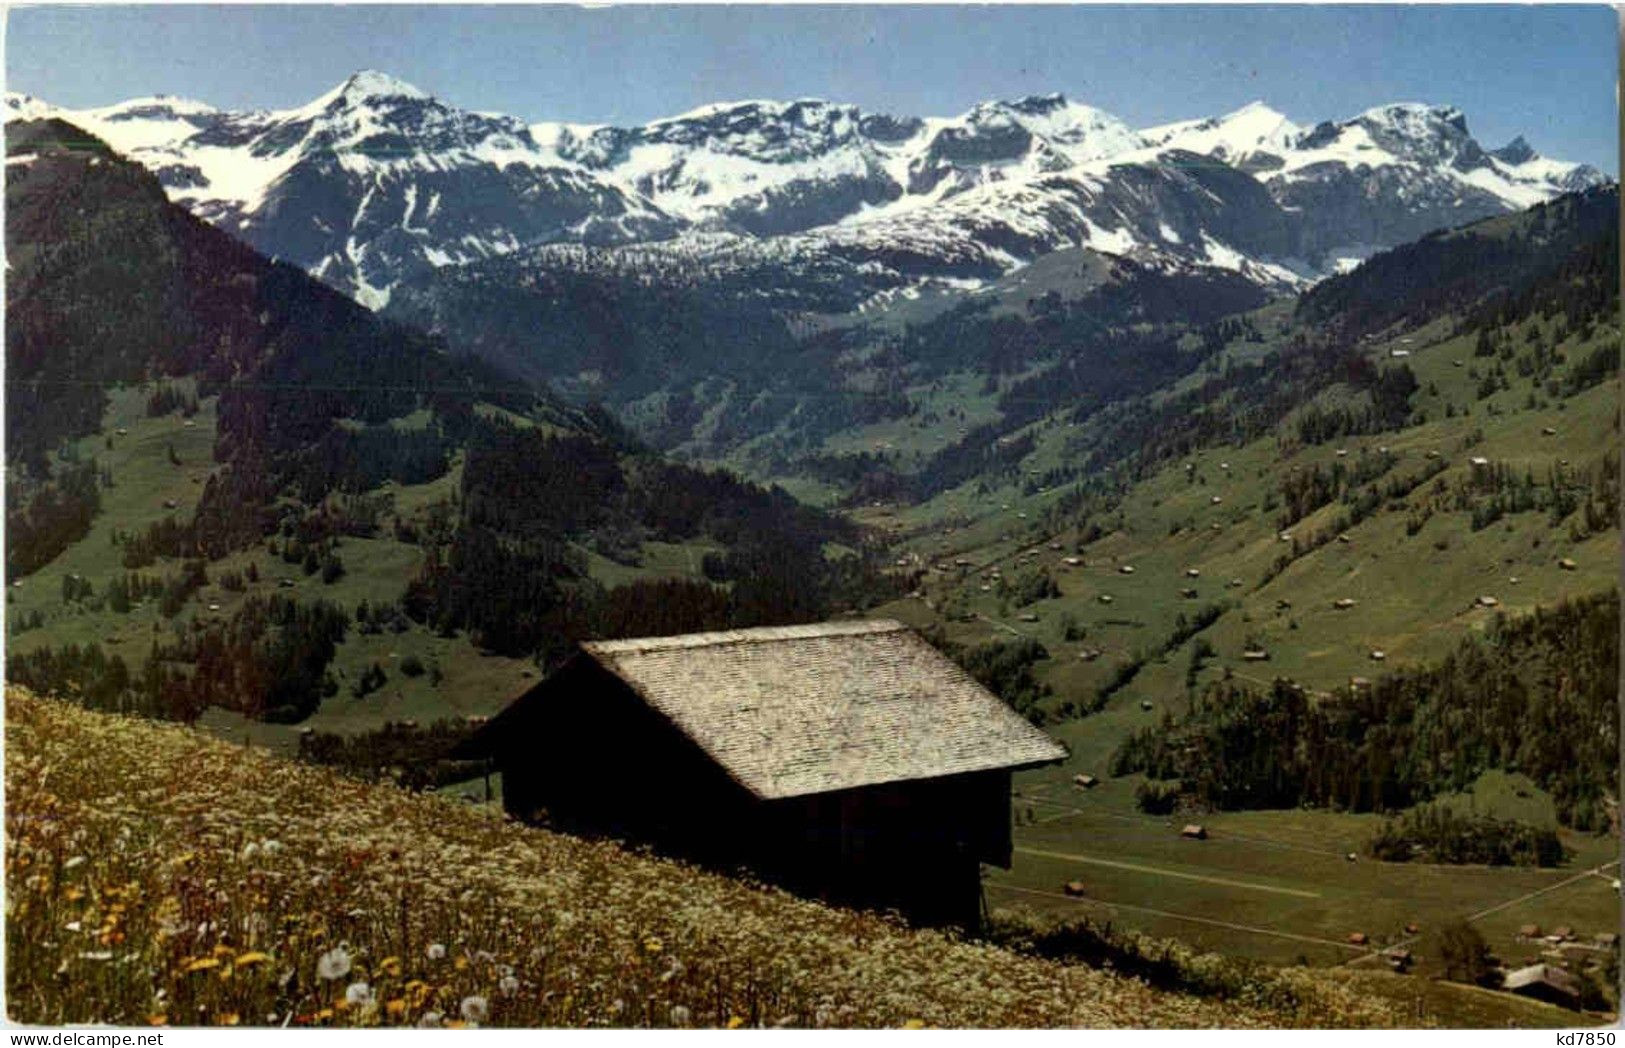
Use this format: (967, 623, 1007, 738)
(5, 689, 1415, 1029)
(4, 386, 722, 756)
(859, 301, 1619, 993)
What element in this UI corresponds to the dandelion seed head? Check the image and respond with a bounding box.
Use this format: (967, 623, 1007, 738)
(344, 981, 373, 1006)
(425, 942, 446, 961)
(459, 995, 489, 1024)
(316, 946, 352, 981)
(670, 1004, 692, 1026)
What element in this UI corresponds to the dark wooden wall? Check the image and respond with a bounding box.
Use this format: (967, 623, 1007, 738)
(487, 654, 1015, 928)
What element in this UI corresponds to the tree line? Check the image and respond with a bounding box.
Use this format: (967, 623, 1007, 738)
(1113, 592, 1619, 830)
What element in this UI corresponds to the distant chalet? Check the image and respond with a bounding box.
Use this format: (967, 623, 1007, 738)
(459, 619, 1066, 926)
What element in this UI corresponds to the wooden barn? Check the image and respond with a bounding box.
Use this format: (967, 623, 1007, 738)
(457, 620, 1067, 927)
(1502, 964, 1583, 1009)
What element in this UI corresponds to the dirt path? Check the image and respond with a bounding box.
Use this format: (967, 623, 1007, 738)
(1464, 860, 1621, 923)
(988, 883, 1367, 955)
(1341, 859, 1621, 969)
(1013, 845, 1323, 899)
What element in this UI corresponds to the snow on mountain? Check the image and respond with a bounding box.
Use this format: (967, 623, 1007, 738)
(4, 92, 59, 122)
(1138, 100, 1609, 270)
(5, 73, 679, 307)
(6, 74, 1608, 308)
(1141, 101, 1303, 170)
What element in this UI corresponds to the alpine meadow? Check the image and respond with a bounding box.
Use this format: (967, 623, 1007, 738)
(3, 5, 1619, 1031)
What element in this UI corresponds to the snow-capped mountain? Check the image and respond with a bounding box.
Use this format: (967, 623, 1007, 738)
(7, 73, 1607, 307)
(1142, 101, 1305, 172)
(5, 72, 678, 307)
(536, 93, 1149, 237)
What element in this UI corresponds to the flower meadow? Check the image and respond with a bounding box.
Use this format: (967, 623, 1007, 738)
(5, 690, 1409, 1028)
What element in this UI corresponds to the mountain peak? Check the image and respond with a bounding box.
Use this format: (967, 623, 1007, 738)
(1002, 92, 1070, 115)
(324, 70, 431, 108)
(1225, 100, 1286, 121)
(1491, 135, 1538, 165)
(1356, 102, 1468, 135)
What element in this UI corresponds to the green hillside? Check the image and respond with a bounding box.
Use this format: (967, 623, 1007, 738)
(836, 190, 1621, 1004)
(3, 119, 891, 756)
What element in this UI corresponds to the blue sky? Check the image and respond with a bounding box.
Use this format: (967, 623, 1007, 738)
(7, 4, 1617, 172)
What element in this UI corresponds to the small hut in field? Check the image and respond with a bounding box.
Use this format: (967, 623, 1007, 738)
(457, 620, 1066, 928)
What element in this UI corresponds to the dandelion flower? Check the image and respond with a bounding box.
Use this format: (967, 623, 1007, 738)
(425, 942, 446, 961)
(459, 995, 489, 1024)
(345, 982, 374, 1007)
(317, 946, 352, 981)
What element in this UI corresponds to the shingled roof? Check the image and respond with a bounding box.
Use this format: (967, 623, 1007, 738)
(574, 619, 1067, 799)
(1502, 963, 1583, 1001)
